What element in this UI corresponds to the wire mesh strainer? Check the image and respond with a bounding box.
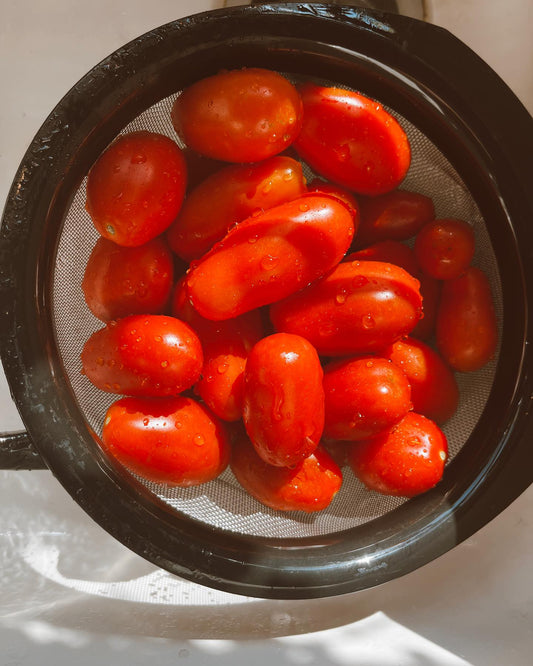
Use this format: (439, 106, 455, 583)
(1, 4, 533, 598)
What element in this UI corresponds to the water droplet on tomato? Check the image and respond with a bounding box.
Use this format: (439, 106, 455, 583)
(154, 335, 162, 343)
(298, 203, 309, 212)
(261, 181, 273, 195)
(335, 291, 347, 305)
(160, 360, 169, 368)
(131, 154, 146, 164)
(217, 362, 229, 374)
(260, 255, 279, 271)
(106, 224, 116, 236)
(362, 314, 375, 329)
(195, 433, 205, 446)
(143, 418, 149, 426)
(282, 172, 293, 182)
(248, 235, 259, 243)
(352, 275, 369, 288)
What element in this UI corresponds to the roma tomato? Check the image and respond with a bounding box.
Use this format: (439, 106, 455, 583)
(167, 156, 306, 261)
(436, 266, 498, 372)
(270, 260, 422, 356)
(86, 131, 187, 246)
(355, 189, 435, 248)
(323, 356, 412, 441)
(231, 431, 342, 512)
(186, 193, 355, 321)
(81, 314, 203, 396)
(346, 240, 419, 277)
(82, 237, 174, 321)
(383, 337, 459, 424)
(414, 218, 476, 280)
(293, 83, 411, 196)
(410, 273, 441, 340)
(101, 396, 230, 486)
(242, 333, 325, 467)
(171, 68, 303, 163)
(349, 412, 448, 497)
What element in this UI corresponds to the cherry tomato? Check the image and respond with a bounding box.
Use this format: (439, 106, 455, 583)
(82, 237, 174, 321)
(383, 337, 459, 424)
(410, 273, 441, 340)
(346, 240, 419, 277)
(355, 189, 435, 248)
(171, 68, 303, 163)
(81, 314, 203, 396)
(293, 83, 411, 196)
(270, 260, 422, 356)
(101, 396, 230, 486)
(186, 193, 355, 321)
(307, 177, 360, 222)
(242, 333, 325, 467)
(86, 131, 187, 246)
(231, 430, 342, 512)
(349, 412, 448, 497)
(167, 156, 306, 261)
(414, 218, 476, 280)
(323, 356, 412, 441)
(436, 266, 498, 372)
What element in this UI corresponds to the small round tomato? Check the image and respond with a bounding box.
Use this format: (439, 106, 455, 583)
(101, 396, 230, 486)
(323, 356, 412, 441)
(81, 314, 203, 396)
(349, 412, 448, 497)
(171, 68, 303, 163)
(414, 218, 476, 280)
(294, 83, 411, 196)
(346, 240, 419, 277)
(82, 237, 174, 321)
(86, 131, 187, 246)
(243, 333, 325, 467)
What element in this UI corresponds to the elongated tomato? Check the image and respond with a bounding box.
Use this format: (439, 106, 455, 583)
(186, 193, 355, 320)
(270, 260, 422, 356)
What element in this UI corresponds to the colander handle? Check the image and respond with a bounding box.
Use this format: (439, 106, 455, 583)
(0, 431, 47, 470)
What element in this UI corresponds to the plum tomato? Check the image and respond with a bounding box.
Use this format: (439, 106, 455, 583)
(242, 333, 325, 467)
(383, 337, 459, 424)
(101, 396, 230, 486)
(82, 236, 174, 321)
(348, 412, 448, 497)
(81, 314, 203, 396)
(186, 193, 355, 321)
(436, 266, 498, 372)
(86, 131, 187, 246)
(167, 156, 306, 261)
(307, 177, 360, 222)
(345, 240, 419, 277)
(270, 260, 422, 356)
(231, 429, 343, 512)
(323, 356, 412, 441)
(355, 189, 435, 248)
(293, 83, 411, 196)
(410, 273, 441, 340)
(414, 218, 476, 280)
(171, 68, 303, 163)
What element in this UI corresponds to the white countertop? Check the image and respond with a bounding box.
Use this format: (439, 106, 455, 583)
(1, 2, 532, 665)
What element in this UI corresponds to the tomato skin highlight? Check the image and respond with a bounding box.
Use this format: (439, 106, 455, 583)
(270, 260, 422, 356)
(323, 356, 412, 441)
(167, 156, 306, 261)
(349, 412, 448, 497)
(186, 193, 355, 321)
(171, 68, 303, 163)
(243, 333, 325, 467)
(436, 266, 498, 372)
(81, 314, 203, 397)
(294, 84, 411, 196)
(101, 396, 230, 486)
(86, 131, 187, 246)
(414, 218, 476, 280)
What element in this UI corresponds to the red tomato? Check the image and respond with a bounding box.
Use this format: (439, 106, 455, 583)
(81, 314, 203, 396)
(414, 218, 476, 280)
(101, 396, 230, 486)
(167, 156, 306, 261)
(436, 266, 498, 372)
(355, 189, 435, 248)
(82, 237, 174, 321)
(349, 412, 448, 497)
(293, 84, 411, 196)
(186, 193, 355, 321)
(345, 240, 419, 277)
(323, 356, 411, 441)
(383, 337, 459, 424)
(171, 68, 303, 163)
(270, 260, 422, 356)
(86, 131, 187, 246)
(307, 177, 360, 222)
(410, 273, 441, 340)
(242, 333, 325, 467)
(231, 431, 342, 512)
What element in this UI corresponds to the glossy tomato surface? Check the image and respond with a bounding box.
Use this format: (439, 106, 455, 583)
(86, 131, 187, 246)
(101, 396, 230, 486)
(414, 218, 476, 280)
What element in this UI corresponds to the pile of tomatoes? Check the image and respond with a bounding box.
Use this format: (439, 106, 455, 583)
(80, 67, 498, 513)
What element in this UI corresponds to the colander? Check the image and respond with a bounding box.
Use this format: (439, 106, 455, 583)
(1, 3, 533, 599)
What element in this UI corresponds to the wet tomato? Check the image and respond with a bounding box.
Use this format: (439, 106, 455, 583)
(86, 131, 187, 246)
(101, 396, 230, 486)
(414, 218, 476, 280)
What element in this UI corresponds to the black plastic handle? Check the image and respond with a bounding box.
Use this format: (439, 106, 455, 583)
(0, 431, 47, 469)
